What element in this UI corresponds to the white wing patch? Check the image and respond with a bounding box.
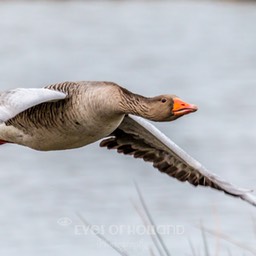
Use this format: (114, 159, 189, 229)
(0, 88, 67, 123)
(128, 115, 203, 170)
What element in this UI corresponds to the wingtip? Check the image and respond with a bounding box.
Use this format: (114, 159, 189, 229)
(241, 193, 256, 207)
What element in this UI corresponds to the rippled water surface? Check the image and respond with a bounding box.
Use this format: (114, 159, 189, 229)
(0, 1, 256, 255)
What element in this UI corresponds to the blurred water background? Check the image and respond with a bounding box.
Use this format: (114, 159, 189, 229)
(0, 1, 256, 255)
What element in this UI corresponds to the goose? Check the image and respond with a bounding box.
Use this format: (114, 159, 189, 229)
(0, 81, 255, 207)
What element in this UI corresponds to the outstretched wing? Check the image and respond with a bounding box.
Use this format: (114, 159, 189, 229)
(0, 88, 67, 123)
(100, 115, 256, 207)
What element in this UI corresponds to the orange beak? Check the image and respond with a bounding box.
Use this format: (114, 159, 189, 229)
(172, 97, 198, 116)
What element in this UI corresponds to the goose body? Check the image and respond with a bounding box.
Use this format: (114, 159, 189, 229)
(0, 82, 128, 150)
(0, 81, 255, 207)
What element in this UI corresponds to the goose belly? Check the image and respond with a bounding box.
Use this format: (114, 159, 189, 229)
(0, 115, 124, 151)
(28, 129, 106, 151)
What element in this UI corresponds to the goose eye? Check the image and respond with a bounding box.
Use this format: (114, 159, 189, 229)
(161, 98, 167, 103)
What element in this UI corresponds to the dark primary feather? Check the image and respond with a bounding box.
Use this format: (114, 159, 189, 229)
(100, 115, 256, 206)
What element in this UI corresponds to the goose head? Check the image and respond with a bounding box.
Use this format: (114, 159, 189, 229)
(147, 95, 198, 122)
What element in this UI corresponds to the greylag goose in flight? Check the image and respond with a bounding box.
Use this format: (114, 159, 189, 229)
(0, 81, 255, 206)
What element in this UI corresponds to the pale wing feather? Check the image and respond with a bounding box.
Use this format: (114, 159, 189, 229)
(100, 115, 256, 207)
(0, 88, 67, 123)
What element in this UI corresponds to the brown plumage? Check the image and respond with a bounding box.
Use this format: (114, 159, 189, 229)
(0, 81, 255, 206)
